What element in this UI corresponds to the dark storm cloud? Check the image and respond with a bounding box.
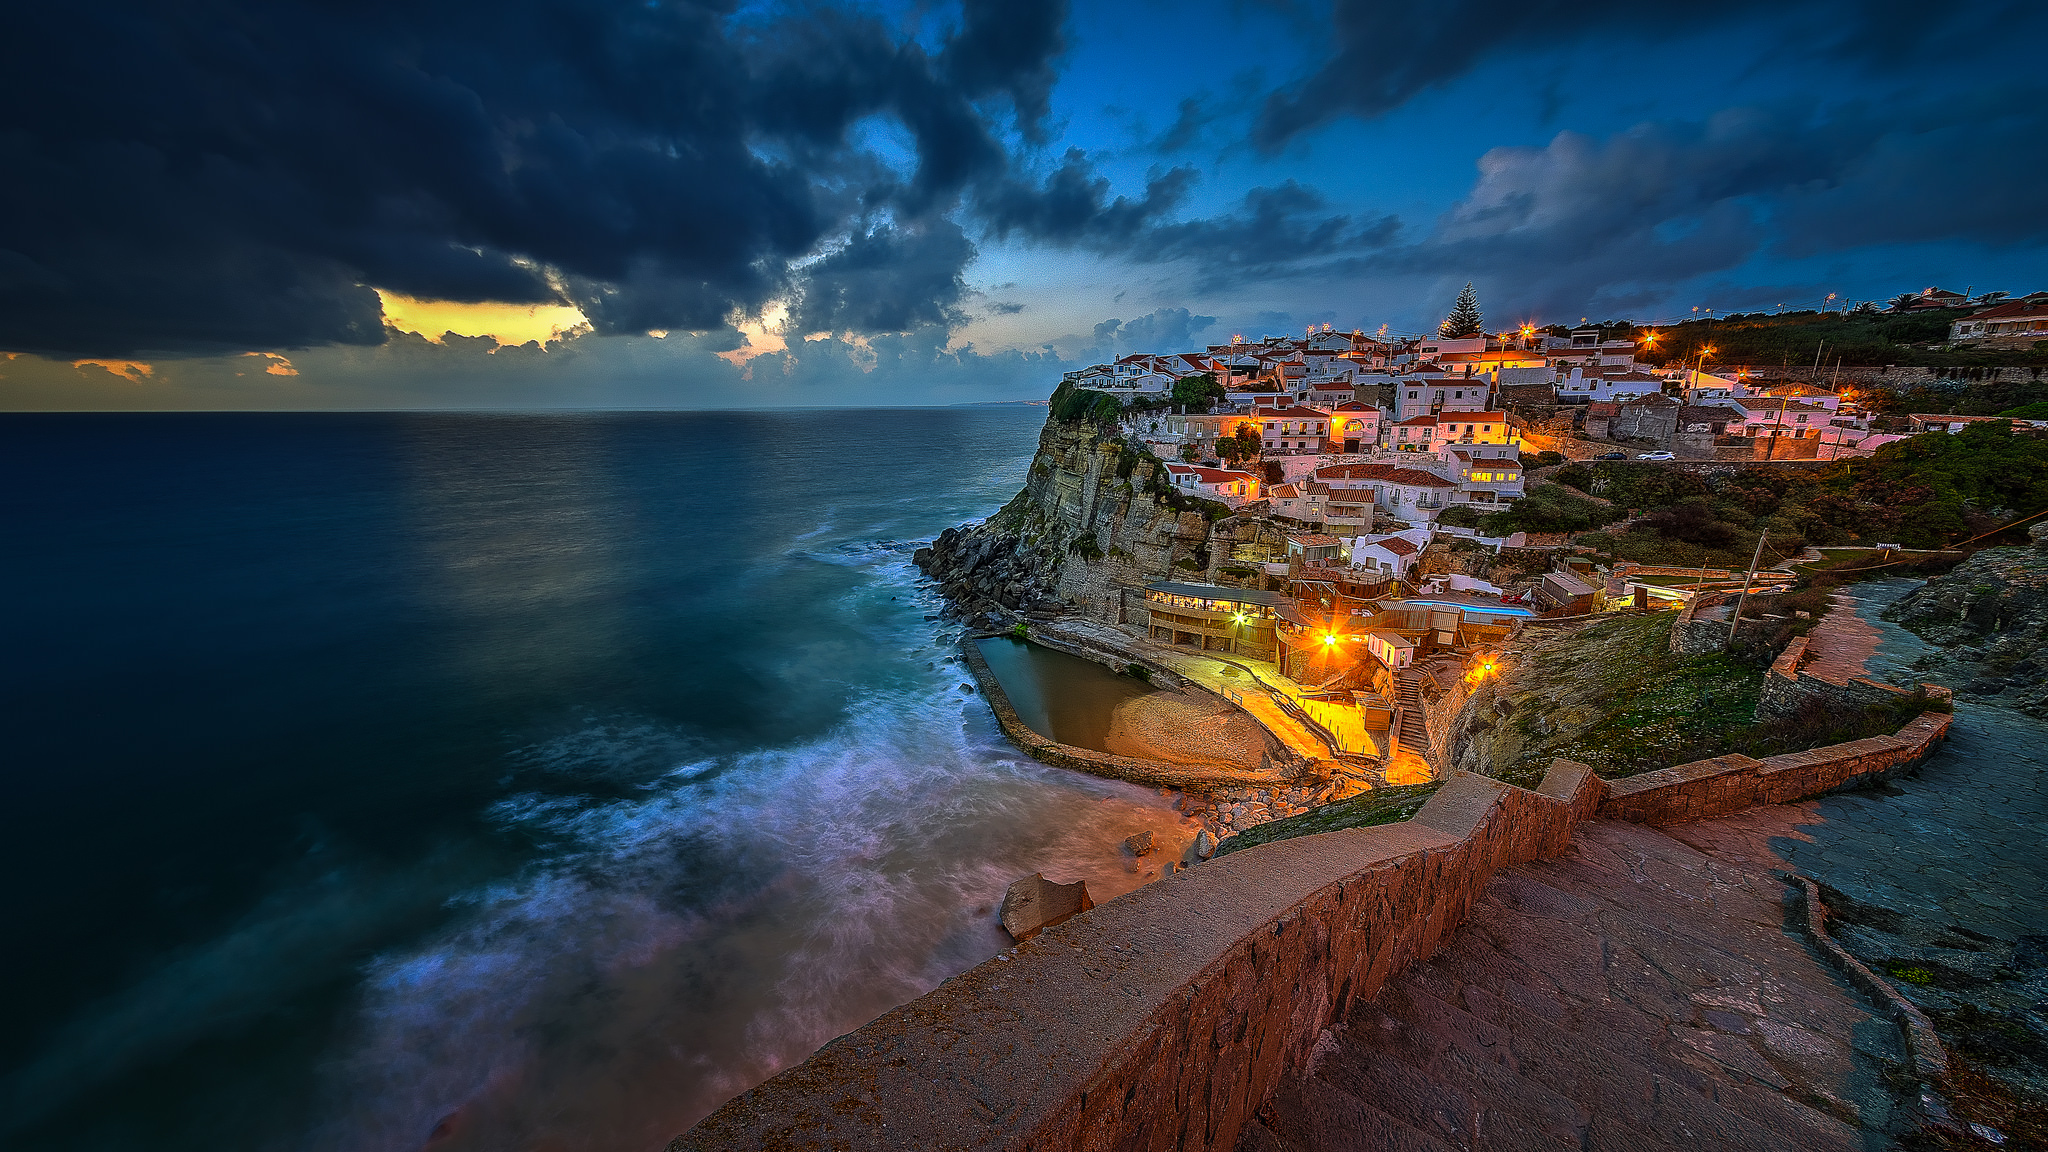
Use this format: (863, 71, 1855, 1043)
(0, 0, 1069, 358)
(1128, 182, 1400, 289)
(978, 151, 1197, 246)
(1092, 307, 1218, 352)
(790, 220, 975, 334)
(1252, 0, 2041, 148)
(1366, 95, 2048, 318)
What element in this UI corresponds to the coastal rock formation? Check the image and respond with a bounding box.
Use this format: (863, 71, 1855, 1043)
(914, 415, 1286, 626)
(998, 872, 1094, 942)
(1886, 543, 2048, 714)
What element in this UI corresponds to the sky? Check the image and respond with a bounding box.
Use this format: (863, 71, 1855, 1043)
(2, 0, 2044, 410)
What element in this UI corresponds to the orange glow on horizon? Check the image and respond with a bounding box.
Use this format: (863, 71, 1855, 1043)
(73, 359, 154, 380)
(375, 289, 590, 347)
(242, 351, 298, 376)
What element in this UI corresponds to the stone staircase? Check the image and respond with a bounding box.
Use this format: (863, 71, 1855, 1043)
(1393, 673, 1429, 757)
(1237, 821, 1905, 1152)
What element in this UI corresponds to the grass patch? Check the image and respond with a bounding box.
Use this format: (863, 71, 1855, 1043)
(1488, 612, 1941, 785)
(1213, 782, 1443, 857)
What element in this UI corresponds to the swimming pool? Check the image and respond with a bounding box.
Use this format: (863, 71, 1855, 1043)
(1384, 598, 1538, 617)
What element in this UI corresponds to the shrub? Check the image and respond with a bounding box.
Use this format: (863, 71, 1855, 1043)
(1009, 622, 1029, 639)
(1126, 662, 1151, 682)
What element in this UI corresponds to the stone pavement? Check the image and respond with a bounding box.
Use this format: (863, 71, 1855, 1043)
(1241, 821, 1910, 1152)
(1740, 582, 2048, 944)
(1797, 592, 1888, 687)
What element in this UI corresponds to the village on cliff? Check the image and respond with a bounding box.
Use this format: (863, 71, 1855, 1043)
(917, 283, 2048, 831)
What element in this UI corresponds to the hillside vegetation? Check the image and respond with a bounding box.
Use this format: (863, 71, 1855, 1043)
(1477, 420, 2046, 558)
(1638, 308, 2048, 370)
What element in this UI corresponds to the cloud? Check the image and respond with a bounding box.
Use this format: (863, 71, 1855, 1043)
(72, 359, 155, 381)
(1152, 98, 1216, 154)
(791, 221, 976, 335)
(1093, 307, 1218, 353)
(0, 0, 1073, 358)
(978, 150, 1196, 246)
(1354, 94, 2048, 320)
(1127, 182, 1400, 290)
(1250, 0, 2041, 148)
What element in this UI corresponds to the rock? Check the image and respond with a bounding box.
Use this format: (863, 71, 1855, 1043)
(1122, 830, 1155, 857)
(1963, 678, 2006, 695)
(960, 683, 975, 693)
(998, 872, 1094, 942)
(2031, 519, 2048, 549)
(1194, 830, 1216, 859)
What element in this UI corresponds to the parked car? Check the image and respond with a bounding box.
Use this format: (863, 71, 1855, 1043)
(1636, 451, 1676, 461)
(1595, 452, 1627, 460)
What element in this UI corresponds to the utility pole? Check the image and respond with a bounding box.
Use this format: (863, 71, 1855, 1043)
(1724, 529, 1769, 652)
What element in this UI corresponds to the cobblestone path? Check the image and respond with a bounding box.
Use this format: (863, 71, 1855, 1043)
(1242, 821, 1907, 1152)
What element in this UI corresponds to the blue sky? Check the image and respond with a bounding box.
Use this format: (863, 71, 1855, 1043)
(1, 0, 2042, 409)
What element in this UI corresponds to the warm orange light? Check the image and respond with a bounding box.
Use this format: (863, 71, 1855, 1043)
(1323, 634, 1337, 646)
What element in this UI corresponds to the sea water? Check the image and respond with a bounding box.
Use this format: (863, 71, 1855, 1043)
(0, 409, 1191, 1152)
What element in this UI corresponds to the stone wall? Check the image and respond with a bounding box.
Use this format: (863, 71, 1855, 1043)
(669, 761, 1606, 1152)
(1596, 712, 1950, 825)
(958, 638, 1287, 790)
(1669, 591, 1733, 654)
(668, 701, 1951, 1152)
(1754, 632, 1950, 720)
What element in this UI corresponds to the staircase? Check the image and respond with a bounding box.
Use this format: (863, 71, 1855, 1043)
(1392, 673, 1429, 759)
(1238, 821, 1905, 1152)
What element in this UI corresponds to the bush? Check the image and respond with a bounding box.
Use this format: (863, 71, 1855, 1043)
(1126, 662, 1151, 682)
(1009, 622, 1029, 639)
(1482, 483, 1622, 534)
(1049, 382, 1122, 425)
(1436, 505, 1484, 528)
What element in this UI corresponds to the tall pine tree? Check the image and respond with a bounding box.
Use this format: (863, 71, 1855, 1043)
(1439, 282, 1483, 338)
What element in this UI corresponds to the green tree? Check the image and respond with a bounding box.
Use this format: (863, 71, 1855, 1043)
(1171, 373, 1225, 409)
(1217, 421, 1263, 465)
(1439, 282, 1484, 338)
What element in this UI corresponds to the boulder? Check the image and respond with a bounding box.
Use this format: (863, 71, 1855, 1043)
(1122, 830, 1155, 857)
(1194, 830, 1216, 859)
(998, 873, 1095, 942)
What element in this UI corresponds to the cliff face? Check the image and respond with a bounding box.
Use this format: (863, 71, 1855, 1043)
(1885, 534, 2048, 714)
(915, 416, 1288, 625)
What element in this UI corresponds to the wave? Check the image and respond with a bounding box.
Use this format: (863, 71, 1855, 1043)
(298, 652, 1197, 1151)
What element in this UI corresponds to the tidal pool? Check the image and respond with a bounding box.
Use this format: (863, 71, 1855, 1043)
(972, 637, 1154, 752)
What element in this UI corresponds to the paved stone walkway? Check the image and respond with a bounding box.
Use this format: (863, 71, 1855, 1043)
(1678, 582, 2048, 945)
(1242, 821, 1909, 1152)
(1796, 592, 1888, 687)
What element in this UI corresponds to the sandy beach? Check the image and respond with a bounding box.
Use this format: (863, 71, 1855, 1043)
(1101, 689, 1273, 767)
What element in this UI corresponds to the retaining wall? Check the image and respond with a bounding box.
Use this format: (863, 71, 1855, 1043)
(958, 638, 1287, 790)
(671, 762, 1605, 1152)
(669, 703, 1951, 1152)
(1755, 632, 1952, 720)
(1597, 712, 1951, 825)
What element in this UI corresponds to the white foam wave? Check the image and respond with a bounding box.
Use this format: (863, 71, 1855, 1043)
(302, 668, 1195, 1152)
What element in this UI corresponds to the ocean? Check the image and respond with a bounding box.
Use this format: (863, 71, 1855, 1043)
(0, 408, 1192, 1152)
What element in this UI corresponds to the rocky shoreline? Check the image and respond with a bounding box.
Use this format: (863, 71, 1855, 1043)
(1884, 523, 2048, 715)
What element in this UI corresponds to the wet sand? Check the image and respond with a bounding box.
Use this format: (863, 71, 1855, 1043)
(1101, 690, 1272, 767)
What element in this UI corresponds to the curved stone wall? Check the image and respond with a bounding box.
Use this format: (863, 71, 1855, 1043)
(668, 709, 1950, 1152)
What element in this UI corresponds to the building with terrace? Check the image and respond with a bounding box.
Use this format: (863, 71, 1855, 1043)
(1121, 582, 1289, 658)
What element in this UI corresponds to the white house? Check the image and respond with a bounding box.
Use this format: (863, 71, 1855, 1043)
(1257, 406, 1333, 454)
(1352, 529, 1429, 579)
(1162, 463, 1261, 502)
(1329, 401, 1383, 452)
(1393, 373, 1494, 421)
(1553, 367, 1666, 403)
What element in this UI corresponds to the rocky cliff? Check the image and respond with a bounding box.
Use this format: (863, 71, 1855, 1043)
(914, 415, 1289, 626)
(1884, 527, 2048, 714)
